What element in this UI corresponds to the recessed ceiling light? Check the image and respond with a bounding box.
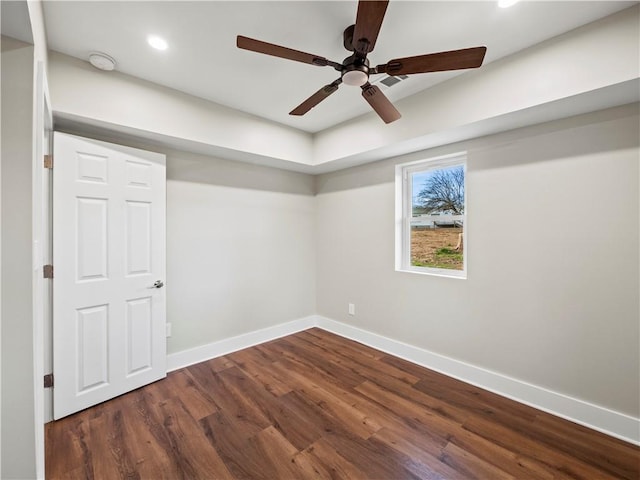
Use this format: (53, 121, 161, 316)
(88, 52, 116, 71)
(147, 35, 168, 51)
(498, 0, 520, 7)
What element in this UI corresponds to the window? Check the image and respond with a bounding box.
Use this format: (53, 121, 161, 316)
(396, 153, 467, 278)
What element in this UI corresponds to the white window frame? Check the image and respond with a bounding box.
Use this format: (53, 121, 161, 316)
(395, 152, 467, 279)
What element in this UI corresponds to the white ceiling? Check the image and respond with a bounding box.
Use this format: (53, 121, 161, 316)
(37, 1, 637, 133)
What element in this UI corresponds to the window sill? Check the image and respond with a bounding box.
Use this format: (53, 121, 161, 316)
(396, 266, 467, 279)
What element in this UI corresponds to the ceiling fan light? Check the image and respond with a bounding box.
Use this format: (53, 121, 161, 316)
(342, 69, 369, 87)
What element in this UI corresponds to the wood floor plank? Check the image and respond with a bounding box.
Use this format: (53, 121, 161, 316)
(290, 448, 336, 480)
(270, 356, 414, 437)
(359, 364, 472, 424)
(369, 427, 461, 479)
(153, 397, 235, 479)
(213, 366, 279, 427)
(269, 359, 384, 439)
(318, 426, 424, 479)
(528, 411, 640, 479)
(445, 422, 562, 480)
(116, 398, 172, 480)
(46, 328, 640, 479)
(355, 380, 464, 442)
(226, 348, 293, 397)
(413, 372, 540, 426)
(265, 336, 367, 389)
(277, 389, 353, 448)
(291, 331, 422, 387)
(84, 414, 125, 480)
(91, 409, 143, 480)
(167, 369, 219, 419)
(462, 414, 625, 479)
(199, 410, 271, 479)
(439, 441, 516, 480)
(298, 438, 371, 480)
(204, 355, 237, 373)
(209, 364, 324, 451)
(304, 328, 385, 360)
(437, 386, 622, 477)
(186, 363, 271, 435)
(245, 426, 301, 479)
(297, 329, 385, 367)
(45, 414, 94, 480)
(283, 389, 422, 478)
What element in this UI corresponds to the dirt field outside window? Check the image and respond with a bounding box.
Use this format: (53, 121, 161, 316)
(411, 227, 463, 270)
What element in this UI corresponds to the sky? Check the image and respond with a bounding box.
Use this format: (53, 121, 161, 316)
(411, 171, 429, 206)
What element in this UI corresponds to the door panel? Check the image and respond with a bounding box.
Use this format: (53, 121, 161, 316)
(126, 201, 152, 275)
(76, 197, 108, 280)
(76, 304, 109, 392)
(126, 296, 153, 375)
(53, 132, 166, 419)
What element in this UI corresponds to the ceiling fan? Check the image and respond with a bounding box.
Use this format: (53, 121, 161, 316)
(237, 0, 487, 124)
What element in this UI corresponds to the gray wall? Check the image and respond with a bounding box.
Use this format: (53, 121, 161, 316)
(1, 36, 37, 479)
(166, 150, 317, 354)
(315, 104, 640, 417)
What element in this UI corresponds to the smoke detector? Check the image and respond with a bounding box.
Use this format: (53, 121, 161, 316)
(88, 52, 116, 71)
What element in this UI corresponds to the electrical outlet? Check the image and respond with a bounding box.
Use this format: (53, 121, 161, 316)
(166, 323, 172, 337)
(348, 303, 355, 316)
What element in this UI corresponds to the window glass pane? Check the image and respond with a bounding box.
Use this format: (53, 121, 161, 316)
(409, 164, 465, 271)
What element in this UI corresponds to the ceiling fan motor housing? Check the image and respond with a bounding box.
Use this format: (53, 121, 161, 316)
(341, 55, 370, 86)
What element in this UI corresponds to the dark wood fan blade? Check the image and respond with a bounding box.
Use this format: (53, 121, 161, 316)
(290, 79, 342, 116)
(378, 46, 487, 75)
(361, 83, 401, 124)
(352, 0, 389, 55)
(237, 35, 337, 68)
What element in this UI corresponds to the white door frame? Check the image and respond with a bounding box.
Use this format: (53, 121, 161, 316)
(33, 60, 52, 480)
(41, 66, 54, 426)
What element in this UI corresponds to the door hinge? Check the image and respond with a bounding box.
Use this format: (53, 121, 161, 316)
(43, 264, 54, 279)
(44, 154, 53, 169)
(44, 373, 54, 388)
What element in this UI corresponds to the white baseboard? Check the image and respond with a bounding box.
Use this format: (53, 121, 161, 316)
(166, 314, 639, 445)
(315, 316, 640, 446)
(167, 315, 317, 372)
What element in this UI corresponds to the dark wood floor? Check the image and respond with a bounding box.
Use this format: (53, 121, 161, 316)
(46, 328, 639, 479)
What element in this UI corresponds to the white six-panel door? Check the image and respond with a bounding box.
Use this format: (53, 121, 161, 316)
(53, 132, 166, 419)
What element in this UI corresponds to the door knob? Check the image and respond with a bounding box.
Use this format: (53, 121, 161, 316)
(152, 280, 164, 289)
